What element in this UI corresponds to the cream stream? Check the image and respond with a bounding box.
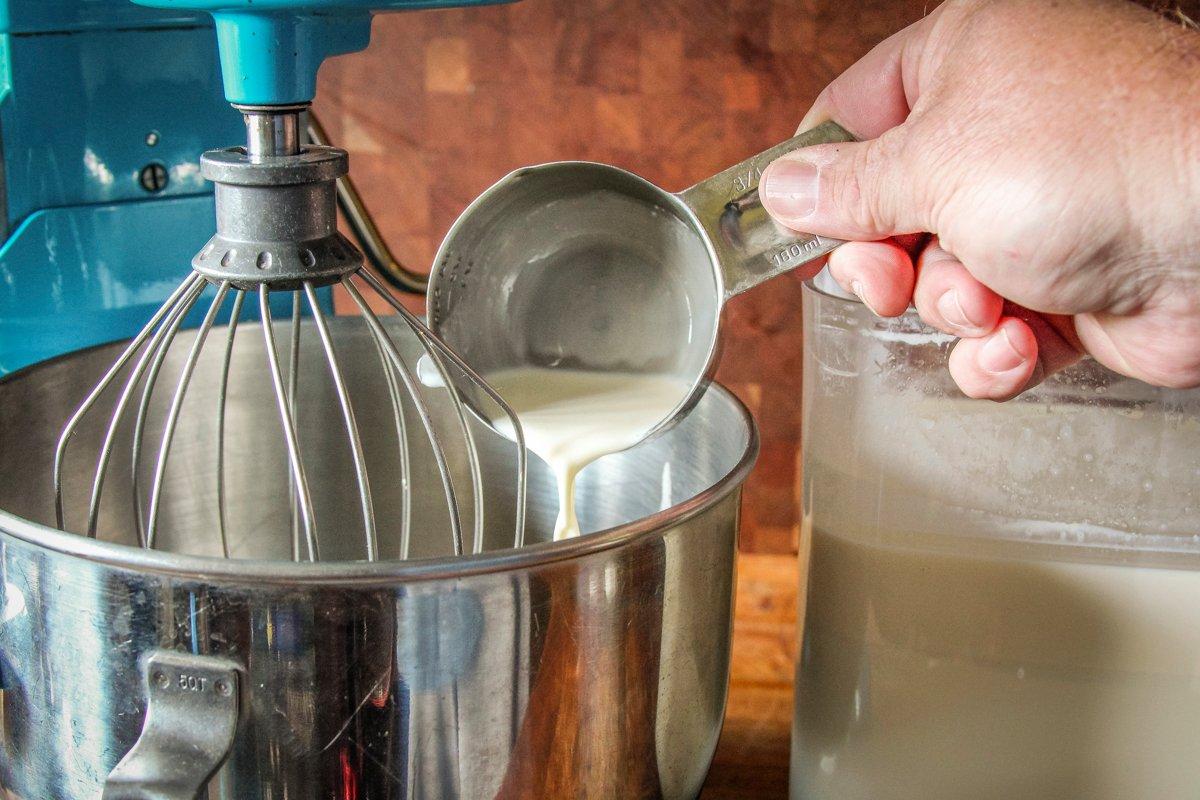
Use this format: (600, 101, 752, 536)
(486, 368, 689, 539)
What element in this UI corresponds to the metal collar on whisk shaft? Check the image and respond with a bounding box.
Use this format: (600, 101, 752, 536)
(237, 104, 304, 159)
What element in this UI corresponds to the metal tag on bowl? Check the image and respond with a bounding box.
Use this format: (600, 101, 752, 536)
(103, 650, 241, 800)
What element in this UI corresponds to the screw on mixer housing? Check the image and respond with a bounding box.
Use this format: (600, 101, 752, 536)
(193, 104, 364, 291)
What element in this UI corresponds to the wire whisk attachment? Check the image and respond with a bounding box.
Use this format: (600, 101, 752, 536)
(52, 107, 531, 560)
(52, 267, 528, 562)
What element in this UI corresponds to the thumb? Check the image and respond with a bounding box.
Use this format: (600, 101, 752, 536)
(759, 129, 928, 241)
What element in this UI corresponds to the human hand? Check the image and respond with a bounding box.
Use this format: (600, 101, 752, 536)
(761, 0, 1200, 399)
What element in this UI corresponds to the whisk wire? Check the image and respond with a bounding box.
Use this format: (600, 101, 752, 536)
(304, 281, 378, 561)
(399, 306, 486, 554)
(131, 279, 209, 546)
(215, 289, 245, 559)
(342, 274, 466, 556)
(367, 316, 414, 558)
(287, 290, 302, 562)
(260, 285, 320, 561)
(145, 281, 231, 549)
(53, 272, 205, 531)
(358, 269, 529, 549)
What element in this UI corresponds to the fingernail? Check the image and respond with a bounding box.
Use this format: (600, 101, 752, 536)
(761, 157, 818, 219)
(979, 327, 1025, 374)
(936, 289, 977, 333)
(849, 280, 881, 316)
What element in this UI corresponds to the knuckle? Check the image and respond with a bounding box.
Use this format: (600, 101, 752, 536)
(829, 139, 896, 234)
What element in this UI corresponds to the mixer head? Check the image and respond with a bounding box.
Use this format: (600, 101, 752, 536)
(50, 0, 529, 561)
(127, 0, 512, 287)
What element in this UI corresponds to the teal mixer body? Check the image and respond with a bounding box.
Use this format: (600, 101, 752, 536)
(0, 1, 247, 373)
(133, 0, 511, 104)
(0, 0, 505, 374)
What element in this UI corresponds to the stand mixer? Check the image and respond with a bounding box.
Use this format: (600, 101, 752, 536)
(0, 1, 760, 797)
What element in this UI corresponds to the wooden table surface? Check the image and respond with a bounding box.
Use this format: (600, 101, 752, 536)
(700, 553, 803, 799)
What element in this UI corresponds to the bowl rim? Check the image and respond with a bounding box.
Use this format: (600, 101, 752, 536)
(0, 339, 760, 584)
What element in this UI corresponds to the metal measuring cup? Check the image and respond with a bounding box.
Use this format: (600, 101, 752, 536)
(428, 121, 853, 434)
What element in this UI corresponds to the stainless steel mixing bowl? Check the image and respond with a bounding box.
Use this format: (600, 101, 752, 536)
(0, 318, 758, 800)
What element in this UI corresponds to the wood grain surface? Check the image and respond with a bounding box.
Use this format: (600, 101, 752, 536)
(702, 552, 802, 799)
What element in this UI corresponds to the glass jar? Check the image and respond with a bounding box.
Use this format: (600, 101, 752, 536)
(793, 277, 1200, 799)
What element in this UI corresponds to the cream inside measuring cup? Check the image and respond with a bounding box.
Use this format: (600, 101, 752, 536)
(486, 368, 690, 540)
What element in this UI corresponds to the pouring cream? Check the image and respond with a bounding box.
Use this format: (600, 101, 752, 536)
(486, 368, 690, 540)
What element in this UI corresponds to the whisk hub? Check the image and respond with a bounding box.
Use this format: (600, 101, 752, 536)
(194, 144, 361, 290)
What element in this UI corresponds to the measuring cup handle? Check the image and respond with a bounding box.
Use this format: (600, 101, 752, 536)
(678, 121, 855, 298)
